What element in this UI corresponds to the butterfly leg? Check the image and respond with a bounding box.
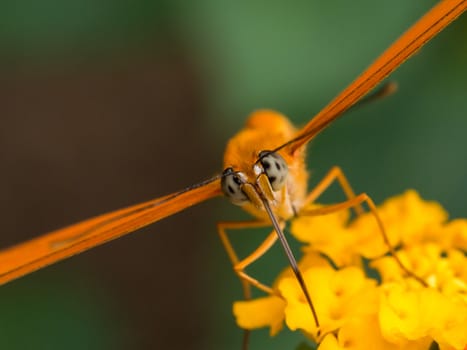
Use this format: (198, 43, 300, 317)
(301, 168, 427, 286)
(218, 220, 284, 350)
(305, 165, 363, 215)
(217, 220, 281, 298)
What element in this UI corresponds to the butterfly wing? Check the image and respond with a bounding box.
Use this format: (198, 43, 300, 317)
(0, 177, 222, 285)
(288, 0, 467, 153)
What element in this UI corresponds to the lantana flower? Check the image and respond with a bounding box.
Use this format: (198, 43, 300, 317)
(233, 190, 467, 350)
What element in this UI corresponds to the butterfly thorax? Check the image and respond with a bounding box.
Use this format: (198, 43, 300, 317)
(222, 110, 308, 221)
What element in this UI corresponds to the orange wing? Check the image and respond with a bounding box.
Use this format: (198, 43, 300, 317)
(0, 177, 221, 285)
(288, 0, 467, 153)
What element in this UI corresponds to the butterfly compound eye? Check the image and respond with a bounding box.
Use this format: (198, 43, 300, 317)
(258, 151, 288, 191)
(221, 168, 249, 205)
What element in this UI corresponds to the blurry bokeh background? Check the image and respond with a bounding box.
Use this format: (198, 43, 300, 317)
(0, 1, 466, 349)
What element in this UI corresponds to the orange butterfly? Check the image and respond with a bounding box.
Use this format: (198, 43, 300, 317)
(1, 0, 465, 332)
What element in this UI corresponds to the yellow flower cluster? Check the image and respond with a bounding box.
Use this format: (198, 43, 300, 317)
(233, 190, 467, 350)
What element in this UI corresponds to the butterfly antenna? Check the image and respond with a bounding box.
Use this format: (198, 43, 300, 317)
(272, 81, 398, 155)
(349, 81, 397, 112)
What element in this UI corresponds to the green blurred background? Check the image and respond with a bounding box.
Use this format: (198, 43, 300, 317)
(0, 1, 466, 349)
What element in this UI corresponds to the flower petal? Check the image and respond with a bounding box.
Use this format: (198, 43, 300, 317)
(233, 295, 286, 336)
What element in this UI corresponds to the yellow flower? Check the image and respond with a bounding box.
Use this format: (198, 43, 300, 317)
(371, 243, 443, 284)
(379, 282, 467, 350)
(440, 219, 467, 251)
(440, 249, 467, 302)
(379, 282, 429, 343)
(232, 190, 467, 350)
(352, 190, 448, 259)
(291, 205, 359, 267)
(422, 289, 467, 350)
(233, 295, 286, 336)
(278, 265, 378, 337)
(371, 243, 467, 300)
(318, 316, 431, 350)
